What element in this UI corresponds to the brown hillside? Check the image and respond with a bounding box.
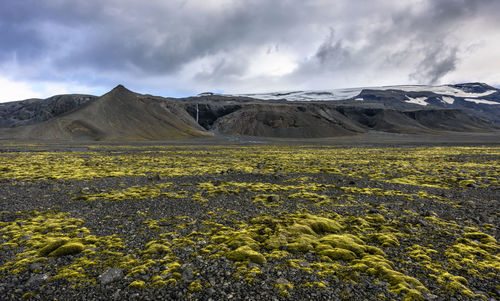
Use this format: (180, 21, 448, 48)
(1, 85, 211, 141)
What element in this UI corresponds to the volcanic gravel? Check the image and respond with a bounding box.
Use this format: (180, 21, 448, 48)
(0, 146, 499, 301)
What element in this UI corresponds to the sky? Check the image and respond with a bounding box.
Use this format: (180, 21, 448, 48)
(1, 0, 500, 102)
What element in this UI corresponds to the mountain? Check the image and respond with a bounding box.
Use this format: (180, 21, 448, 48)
(0, 85, 210, 141)
(178, 98, 494, 137)
(0, 94, 96, 128)
(236, 82, 500, 124)
(0, 83, 498, 141)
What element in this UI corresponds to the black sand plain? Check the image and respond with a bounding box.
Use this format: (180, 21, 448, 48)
(0, 132, 499, 300)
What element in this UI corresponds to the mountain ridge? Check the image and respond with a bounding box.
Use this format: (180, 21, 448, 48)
(0, 83, 498, 141)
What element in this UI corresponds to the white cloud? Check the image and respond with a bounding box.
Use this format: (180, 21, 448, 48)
(0, 76, 42, 102)
(0, 77, 107, 102)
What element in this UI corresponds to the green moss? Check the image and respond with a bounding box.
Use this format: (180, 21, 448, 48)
(268, 250, 290, 259)
(189, 280, 203, 292)
(301, 281, 327, 289)
(365, 214, 386, 224)
(319, 248, 356, 260)
(306, 215, 343, 234)
(319, 234, 366, 255)
(371, 233, 400, 247)
(264, 233, 288, 250)
(22, 292, 37, 299)
(129, 280, 146, 289)
(143, 243, 171, 255)
(39, 238, 70, 256)
(288, 223, 315, 236)
(458, 179, 476, 187)
(226, 246, 267, 264)
(49, 242, 85, 257)
(366, 246, 386, 256)
(274, 278, 294, 296)
(227, 233, 260, 250)
(438, 272, 475, 297)
(286, 235, 316, 253)
(463, 232, 497, 244)
(351, 254, 428, 299)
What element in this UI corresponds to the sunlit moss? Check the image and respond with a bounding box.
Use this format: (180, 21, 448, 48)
(48, 242, 84, 257)
(227, 246, 267, 264)
(129, 280, 146, 289)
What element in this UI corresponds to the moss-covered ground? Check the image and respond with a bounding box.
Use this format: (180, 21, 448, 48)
(0, 144, 498, 300)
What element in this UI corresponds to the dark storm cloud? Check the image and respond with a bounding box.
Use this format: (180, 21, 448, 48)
(314, 29, 351, 68)
(1, 0, 499, 96)
(410, 46, 458, 85)
(0, 0, 314, 79)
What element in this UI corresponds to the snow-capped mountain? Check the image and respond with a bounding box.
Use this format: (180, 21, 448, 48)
(236, 83, 499, 103)
(234, 83, 500, 124)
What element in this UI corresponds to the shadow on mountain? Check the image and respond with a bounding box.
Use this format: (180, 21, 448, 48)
(0, 85, 498, 141)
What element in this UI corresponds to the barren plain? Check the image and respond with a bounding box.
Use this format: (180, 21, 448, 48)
(0, 138, 499, 300)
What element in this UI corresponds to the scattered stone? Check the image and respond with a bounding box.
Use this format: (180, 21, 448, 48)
(423, 292, 439, 300)
(26, 274, 49, 288)
(275, 277, 290, 285)
(111, 289, 121, 301)
(267, 195, 280, 202)
(29, 262, 42, 272)
(99, 268, 124, 285)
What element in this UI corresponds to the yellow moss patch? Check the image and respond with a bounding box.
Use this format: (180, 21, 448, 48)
(227, 246, 267, 264)
(319, 248, 357, 260)
(129, 280, 146, 289)
(49, 242, 85, 257)
(189, 280, 203, 292)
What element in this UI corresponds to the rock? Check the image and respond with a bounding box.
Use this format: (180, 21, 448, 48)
(26, 274, 49, 288)
(423, 292, 439, 300)
(29, 262, 42, 272)
(207, 287, 216, 296)
(99, 268, 124, 285)
(182, 268, 193, 280)
(275, 277, 290, 285)
(267, 195, 280, 202)
(111, 289, 121, 301)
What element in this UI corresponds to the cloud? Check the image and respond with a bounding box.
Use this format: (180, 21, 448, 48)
(410, 46, 458, 85)
(0, 0, 499, 100)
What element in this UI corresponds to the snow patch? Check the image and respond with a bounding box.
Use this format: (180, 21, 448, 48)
(441, 96, 455, 104)
(233, 84, 497, 102)
(377, 85, 497, 98)
(238, 88, 362, 101)
(463, 98, 500, 105)
(405, 96, 428, 106)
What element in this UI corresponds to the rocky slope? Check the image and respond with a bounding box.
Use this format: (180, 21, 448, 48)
(0, 83, 498, 141)
(0, 86, 210, 141)
(0, 94, 96, 128)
